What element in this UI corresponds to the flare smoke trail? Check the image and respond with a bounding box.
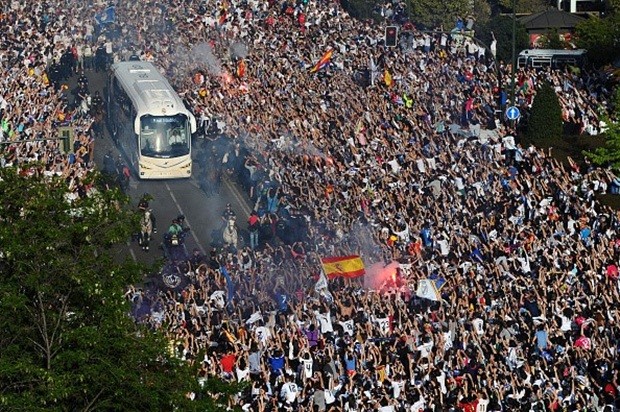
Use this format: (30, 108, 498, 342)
(229, 42, 248, 60)
(191, 43, 223, 76)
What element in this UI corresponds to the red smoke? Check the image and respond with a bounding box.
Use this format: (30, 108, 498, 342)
(364, 261, 401, 291)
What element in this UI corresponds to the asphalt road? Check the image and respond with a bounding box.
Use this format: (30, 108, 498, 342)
(77, 69, 252, 266)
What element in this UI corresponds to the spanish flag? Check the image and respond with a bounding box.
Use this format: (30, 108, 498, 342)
(321, 255, 365, 279)
(218, 10, 227, 25)
(310, 49, 333, 73)
(384, 69, 393, 87)
(236, 59, 246, 78)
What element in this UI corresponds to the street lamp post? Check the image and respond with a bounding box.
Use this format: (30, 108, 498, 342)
(421, 30, 502, 93)
(510, 0, 517, 107)
(418, 30, 505, 125)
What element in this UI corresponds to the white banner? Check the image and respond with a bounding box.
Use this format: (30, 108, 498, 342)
(416, 279, 440, 301)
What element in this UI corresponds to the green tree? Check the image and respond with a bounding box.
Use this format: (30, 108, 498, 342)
(472, 0, 492, 25)
(478, 15, 530, 63)
(574, 14, 620, 68)
(539, 28, 567, 50)
(0, 169, 240, 411)
(496, 0, 549, 14)
(583, 118, 620, 168)
(527, 82, 563, 141)
(405, 0, 471, 29)
(611, 85, 620, 120)
(340, 0, 380, 22)
(584, 85, 620, 168)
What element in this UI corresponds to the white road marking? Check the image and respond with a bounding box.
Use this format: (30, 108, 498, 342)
(223, 176, 251, 216)
(165, 182, 206, 255)
(127, 241, 137, 262)
(189, 174, 251, 216)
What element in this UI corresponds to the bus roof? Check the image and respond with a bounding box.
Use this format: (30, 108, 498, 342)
(110, 61, 192, 119)
(518, 49, 587, 57)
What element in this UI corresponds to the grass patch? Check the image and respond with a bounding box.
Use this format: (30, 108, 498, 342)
(596, 193, 620, 209)
(522, 134, 607, 169)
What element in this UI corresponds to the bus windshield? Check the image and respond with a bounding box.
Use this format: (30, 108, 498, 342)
(139, 114, 190, 158)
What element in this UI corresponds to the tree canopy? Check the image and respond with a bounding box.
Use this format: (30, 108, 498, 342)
(584, 87, 620, 169)
(405, 0, 471, 30)
(495, 0, 549, 14)
(583, 117, 620, 169)
(574, 13, 620, 68)
(526, 82, 563, 142)
(477, 15, 530, 64)
(0, 169, 238, 411)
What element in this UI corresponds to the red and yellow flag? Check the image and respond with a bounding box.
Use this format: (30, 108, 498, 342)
(384, 69, 393, 87)
(218, 10, 227, 25)
(310, 49, 333, 73)
(236, 59, 246, 78)
(321, 255, 365, 279)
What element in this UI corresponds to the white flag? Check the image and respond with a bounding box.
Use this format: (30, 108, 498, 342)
(245, 310, 263, 325)
(369, 57, 378, 86)
(315, 272, 334, 303)
(416, 279, 440, 301)
(209, 290, 226, 308)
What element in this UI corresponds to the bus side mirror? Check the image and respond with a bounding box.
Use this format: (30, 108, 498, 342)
(189, 116, 197, 134)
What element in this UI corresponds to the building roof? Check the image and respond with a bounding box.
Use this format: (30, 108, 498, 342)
(518, 8, 586, 31)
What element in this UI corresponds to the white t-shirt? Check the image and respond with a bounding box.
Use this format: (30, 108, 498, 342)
(255, 326, 271, 344)
(339, 319, 355, 336)
(314, 311, 334, 334)
(472, 318, 484, 335)
(301, 357, 314, 379)
(324, 389, 336, 405)
(236, 366, 250, 382)
(412, 398, 426, 412)
(454, 176, 465, 191)
(437, 238, 450, 256)
(374, 316, 391, 335)
(392, 379, 405, 398)
(280, 381, 299, 403)
(387, 159, 401, 174)
(416, 159, 427, 173)
(558, 313, 572, 332)
(417, 340, 434, 358)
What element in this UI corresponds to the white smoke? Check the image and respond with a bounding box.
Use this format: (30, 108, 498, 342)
(190, 43, 223, 76)
(229, 42, 248, 60)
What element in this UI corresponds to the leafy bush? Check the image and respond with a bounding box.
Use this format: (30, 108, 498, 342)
(527, 82, 563, 141)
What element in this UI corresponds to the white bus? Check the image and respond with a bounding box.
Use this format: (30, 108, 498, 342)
(517, 49, 587, 70)
(107, 61, 197, 179)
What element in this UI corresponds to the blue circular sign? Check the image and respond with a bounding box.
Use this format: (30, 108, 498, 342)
(505, 106, 520, 121)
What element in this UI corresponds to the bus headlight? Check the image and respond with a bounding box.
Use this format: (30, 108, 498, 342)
(139, 163, 152, 170)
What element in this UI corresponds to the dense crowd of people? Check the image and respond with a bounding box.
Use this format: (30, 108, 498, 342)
(2, 0, 620, 411)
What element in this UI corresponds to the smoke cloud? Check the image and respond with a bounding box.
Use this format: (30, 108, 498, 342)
(229, 42, 248, 60)
(190, 43, 223, 76)
(364, 261, 400, 290)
